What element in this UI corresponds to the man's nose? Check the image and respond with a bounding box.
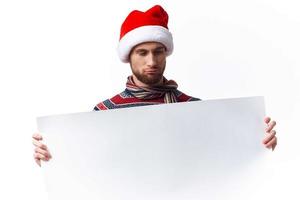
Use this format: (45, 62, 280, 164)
(146, 53, 157, 67)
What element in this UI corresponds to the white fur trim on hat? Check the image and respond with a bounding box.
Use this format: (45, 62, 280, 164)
(117, 25, 173, 63)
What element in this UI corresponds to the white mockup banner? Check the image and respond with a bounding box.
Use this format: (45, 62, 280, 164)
(37, 96, 269, 200)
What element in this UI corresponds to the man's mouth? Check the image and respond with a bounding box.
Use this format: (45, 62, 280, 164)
(144, 69, 159, 74)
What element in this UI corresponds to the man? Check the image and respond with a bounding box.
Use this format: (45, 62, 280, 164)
(32, 5, 277, 166)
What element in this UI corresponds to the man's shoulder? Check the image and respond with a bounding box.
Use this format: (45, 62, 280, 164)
(175, 90, 201, 102)
(93, 90, 133, 111)
(94, 89, 156, 111)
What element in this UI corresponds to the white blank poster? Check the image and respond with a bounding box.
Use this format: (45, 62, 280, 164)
(37, 96, 269, 200)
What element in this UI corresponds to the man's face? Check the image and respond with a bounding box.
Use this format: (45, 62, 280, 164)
(129, 42, 167, 86)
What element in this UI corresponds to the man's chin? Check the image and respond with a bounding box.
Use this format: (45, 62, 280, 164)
(140, 75, 163, 86)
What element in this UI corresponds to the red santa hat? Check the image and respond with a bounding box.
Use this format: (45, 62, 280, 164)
(117, 5, 174, 63)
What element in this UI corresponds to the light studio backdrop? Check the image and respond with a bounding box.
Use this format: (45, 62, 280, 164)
(0, 0, 299, 200)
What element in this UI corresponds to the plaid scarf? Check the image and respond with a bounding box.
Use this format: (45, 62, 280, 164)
(126, 76, 179, 103)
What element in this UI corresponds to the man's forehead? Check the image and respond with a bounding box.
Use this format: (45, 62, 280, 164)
(133, 42, 166, 51)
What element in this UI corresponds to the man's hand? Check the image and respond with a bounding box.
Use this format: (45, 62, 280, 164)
(263, 117, 277, 151)
(32, 133, 52, 167)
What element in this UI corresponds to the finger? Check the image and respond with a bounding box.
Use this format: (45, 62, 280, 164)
(265, 137, 277, 149)
(272, 141, 277, 151)
(262, 130, 276, 144)
(266, 121, 277, 132)
(264, 117, 271, 124)
(32, 139, 48, 150)
(34, 152, 50, 161)
(32, 133, 43, 140)
(35, 147, 52, 159)
(34, 157, 41, 167)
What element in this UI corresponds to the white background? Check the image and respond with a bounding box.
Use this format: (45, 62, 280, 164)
(0, 0, 299, 199)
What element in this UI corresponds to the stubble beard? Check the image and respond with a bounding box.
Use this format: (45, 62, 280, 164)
(131, 65, 166, 86)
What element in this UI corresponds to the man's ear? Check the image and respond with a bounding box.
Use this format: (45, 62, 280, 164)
(128, 56, 133, 68)
(128, 55, 132, 65)
(128, 50, 134, 64)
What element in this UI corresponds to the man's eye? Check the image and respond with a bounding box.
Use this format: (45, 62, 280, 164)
(154, 50, 164, 55)
(139, 52, 147, 56)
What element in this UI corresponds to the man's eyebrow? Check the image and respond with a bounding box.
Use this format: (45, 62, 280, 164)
(134, 46, 165, 53)
(155, 46, 165, 50)
(135, 48, 148, 53)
